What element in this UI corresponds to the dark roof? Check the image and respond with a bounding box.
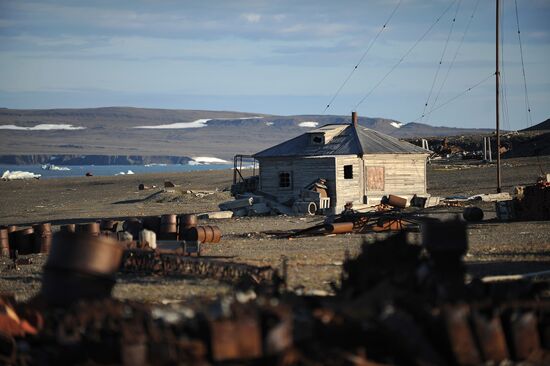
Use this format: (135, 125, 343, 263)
(254, 124, 429, 158)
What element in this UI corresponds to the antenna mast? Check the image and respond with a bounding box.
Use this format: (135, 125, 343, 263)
(496, 0, 502, 193)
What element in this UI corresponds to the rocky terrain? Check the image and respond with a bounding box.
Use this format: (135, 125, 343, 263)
(0, 107, 501, 163)
(1, 155, 549, 303)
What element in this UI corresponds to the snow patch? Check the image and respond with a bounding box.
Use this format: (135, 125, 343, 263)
(390, 122, 403, 129)
(134, 116, 263, 129)
(0, 124, 85, 131)
(2, 170, 41, 180)
(265, 122, 274, 126)
(189, 156, 229, 165)
(298, 121, 318, 128)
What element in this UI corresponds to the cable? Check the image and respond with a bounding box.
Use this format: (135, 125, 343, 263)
(429, 0, 480, 117)
(411, 72, 495, 122)
(421, 0, 461, 121)
(355, 0, 457, 110)
(514, 0, 533, 127)
(322, 0, 402, 114)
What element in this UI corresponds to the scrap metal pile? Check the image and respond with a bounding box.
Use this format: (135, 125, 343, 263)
(121, 250, 280, 288)
(2, 221, 550, 365)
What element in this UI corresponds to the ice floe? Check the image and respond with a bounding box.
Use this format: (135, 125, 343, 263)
(2, 170, 41, 180)
(115, 170, 135, 175)
(41, 163, 70, 171)
(188, 157, 229, 165)
(0, 124, 85, 131)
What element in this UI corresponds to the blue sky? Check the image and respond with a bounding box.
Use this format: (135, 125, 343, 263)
(0, 0, 548, 129)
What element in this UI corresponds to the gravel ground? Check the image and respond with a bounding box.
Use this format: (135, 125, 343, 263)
(1, 156, 549, 303)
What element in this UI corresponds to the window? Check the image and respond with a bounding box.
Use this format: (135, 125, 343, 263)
(344, 165, 353, 179)
(312, 136, 323, 144)
(279, 172, 291, 188)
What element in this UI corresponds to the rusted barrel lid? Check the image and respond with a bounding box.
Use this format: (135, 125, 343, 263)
(60, 224, 76, 233)
(5, 225, 17, 233)
(179, 214, 197, 227)
(160, 214, 177, 225)
(185, 227, 202, 242)
(76, 222, 100, 236)
(46, 232, 124, 276)
(33, 223, 52, 233)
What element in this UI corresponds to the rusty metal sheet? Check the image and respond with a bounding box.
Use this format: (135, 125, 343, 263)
(472, 312, 509, 362)
(443, 304, 482, 365)
(366, 166, 384, 191)
(511, 312, 541, 361)
(210, 317, 262, 361)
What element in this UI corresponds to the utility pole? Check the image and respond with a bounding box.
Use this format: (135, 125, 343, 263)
(496, 0, 502, 193)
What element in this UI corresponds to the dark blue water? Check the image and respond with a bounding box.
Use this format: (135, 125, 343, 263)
(0, 164, 233, 179)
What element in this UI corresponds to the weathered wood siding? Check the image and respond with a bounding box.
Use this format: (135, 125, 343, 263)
(334, 155, 363, 212)
(362, 153, 427, 197)
(257, 157, 336, 204)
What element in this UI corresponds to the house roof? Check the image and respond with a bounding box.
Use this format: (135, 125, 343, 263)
(254, 124, 429, 158)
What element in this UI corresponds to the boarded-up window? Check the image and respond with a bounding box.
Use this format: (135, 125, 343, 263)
(279, 172, 291, 188)
(366, 166, 384, 191)
(344, 165, 353, 179)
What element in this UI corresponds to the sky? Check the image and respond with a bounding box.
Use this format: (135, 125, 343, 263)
(0, 0, 548, 130)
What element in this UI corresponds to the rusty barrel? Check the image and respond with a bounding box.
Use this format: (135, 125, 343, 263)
(13, 228, 35, 255)
(76, 222, 100, 236)
(100, 219, 117, 232)
(185, 225, 221, 243)
(60, 223, 76, 233)
(159, 214, 178, 240)
(387, 194, 407, 208)
(178, 214, 197, 239)
(3, 225, 17, 233)
(0, 228, 9, 257)
(33, 222, 52, 253)
(142, 216, 161, 234)
(123, 218, 142, 240)
(42, 232, 124, 306)
(325, 222, 354, 234)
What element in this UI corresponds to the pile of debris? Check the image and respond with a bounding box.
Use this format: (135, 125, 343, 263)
(497, 174, 550, 221)
(2, 220, 550, 365)
(220, 178, 332, 217)
(1, 213, 223, 260)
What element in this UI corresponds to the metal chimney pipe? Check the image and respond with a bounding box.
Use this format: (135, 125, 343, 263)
(351, 111, 358, 127)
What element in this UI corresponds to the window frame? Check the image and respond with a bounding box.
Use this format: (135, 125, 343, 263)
(278, 171, 292, 189)
(343, 164, 354, 180)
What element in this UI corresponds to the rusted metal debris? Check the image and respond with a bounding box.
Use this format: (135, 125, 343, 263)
(2, 221, 550, 365)
(120, 249, 279, 287)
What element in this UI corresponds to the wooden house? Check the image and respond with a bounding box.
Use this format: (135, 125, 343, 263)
(253, 112, 430, 213)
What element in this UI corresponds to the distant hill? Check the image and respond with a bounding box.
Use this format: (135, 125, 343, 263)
(0, 107, 502, 161)
(522, 118, 550, 132)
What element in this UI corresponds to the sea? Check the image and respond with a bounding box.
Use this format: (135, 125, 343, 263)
(0, 164, 234, 179)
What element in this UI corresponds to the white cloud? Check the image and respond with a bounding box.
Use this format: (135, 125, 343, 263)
(241, 13, 261, 23)
(0, 124, 85, 130)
